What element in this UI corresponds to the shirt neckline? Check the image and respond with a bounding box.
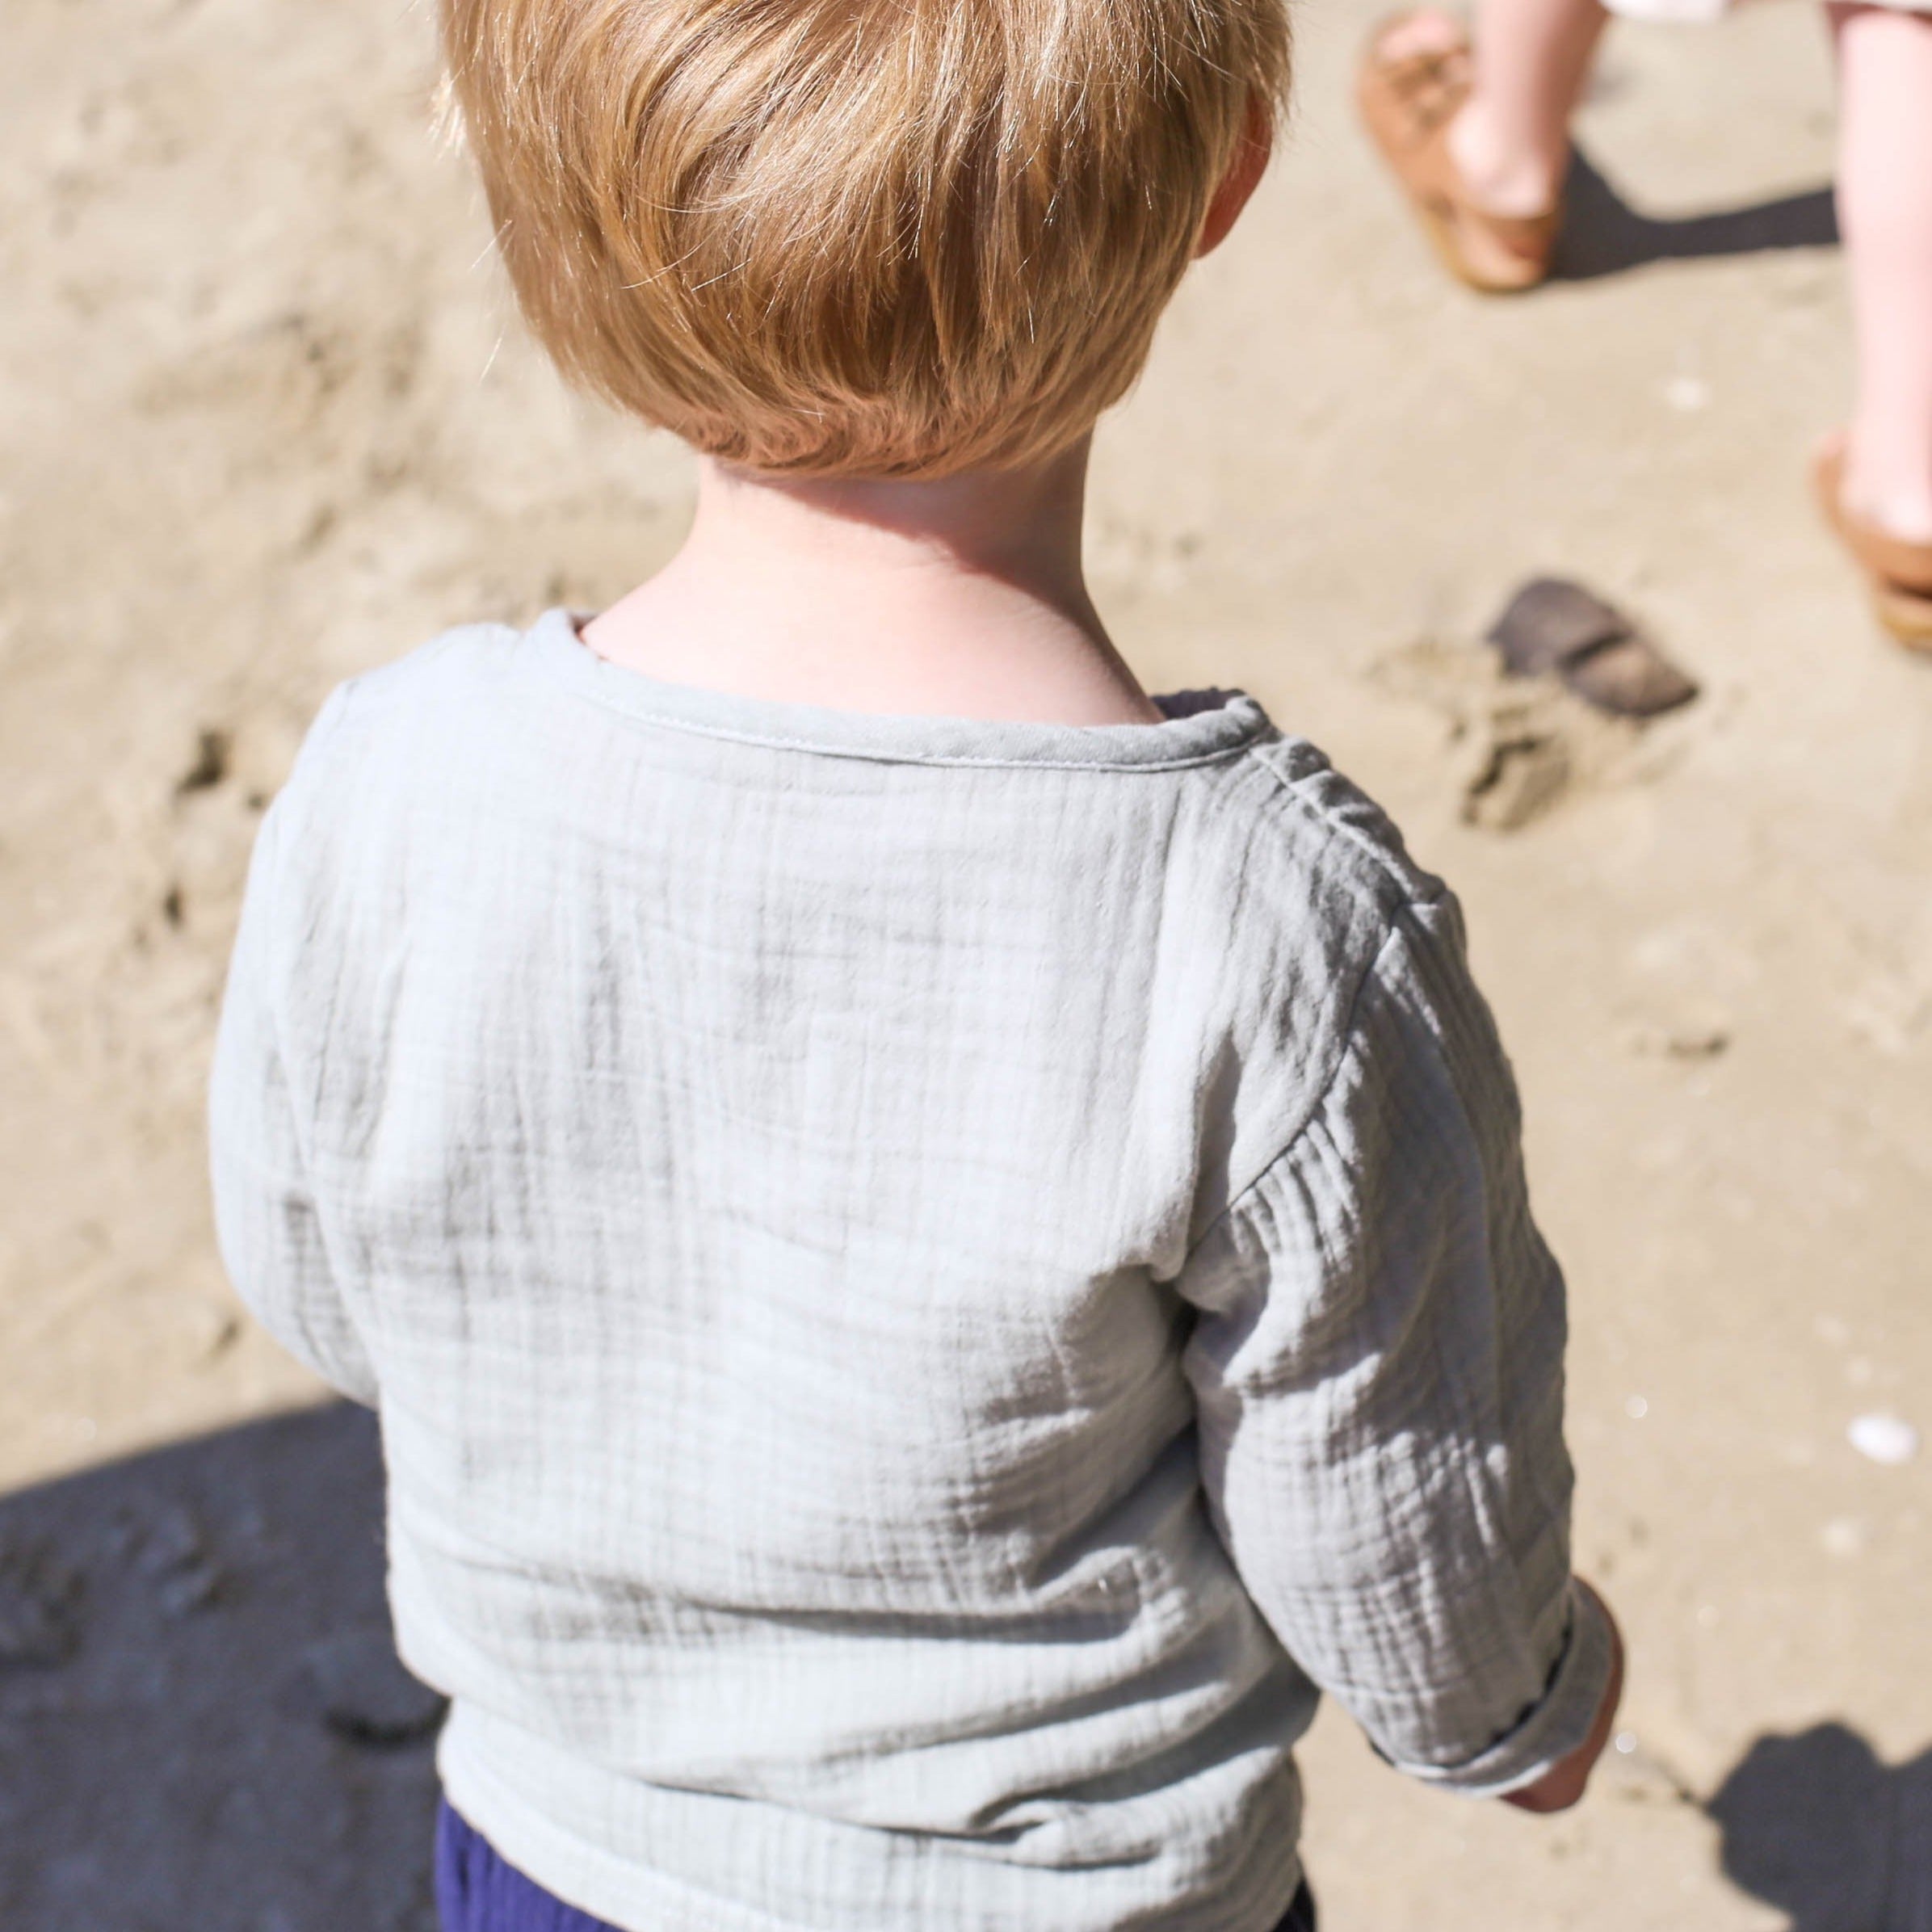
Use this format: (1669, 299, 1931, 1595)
(523, 607, 1275, 772)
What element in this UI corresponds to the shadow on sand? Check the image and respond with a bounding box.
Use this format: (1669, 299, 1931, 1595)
(0, 1403, 439, 1932)
(1554, 147, 1839, 281)
(1709, 1722, 1932, 1932)
(5, 1403, 1930, 1930)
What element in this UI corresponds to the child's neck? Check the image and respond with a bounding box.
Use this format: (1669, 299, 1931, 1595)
(581, 438, 1161, 725)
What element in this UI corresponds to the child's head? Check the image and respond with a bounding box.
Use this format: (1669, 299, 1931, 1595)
(442, 0, 1289, 479)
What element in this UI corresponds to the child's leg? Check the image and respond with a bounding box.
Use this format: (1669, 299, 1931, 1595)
(1832, 2, 1932, 541)
(1450, 0, 1611, 216)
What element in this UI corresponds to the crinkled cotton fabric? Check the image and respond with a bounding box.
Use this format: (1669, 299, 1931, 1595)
(212, 610, 1612, 1932)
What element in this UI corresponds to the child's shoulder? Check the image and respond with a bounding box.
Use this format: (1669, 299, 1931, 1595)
(1160, 724, 1501, 1241)
(296, 619, 524, 746)
(1203, 722, 1451, 951)
(1174, 723, 1471, 1182)
(269, 620, 541, 809)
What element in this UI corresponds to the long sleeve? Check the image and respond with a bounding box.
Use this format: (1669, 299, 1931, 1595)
(1177, 889, 1612, 1796)
(208, 799, 377, 1407)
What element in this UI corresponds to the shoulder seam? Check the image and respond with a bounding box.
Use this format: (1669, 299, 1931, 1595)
(1245, 737, 1448, 914)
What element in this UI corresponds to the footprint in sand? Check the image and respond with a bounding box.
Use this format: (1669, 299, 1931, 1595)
(1370, 634, 1653, 832)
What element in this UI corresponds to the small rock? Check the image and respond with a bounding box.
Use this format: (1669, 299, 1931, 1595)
(1848, 1413, 1920, 1467)
(174, 727, 231, 796)
(0, 1538, 84, 1669)
(300, 1629, 447, 1745)
(1670, 1028, 1728, 1060)
(183, 1296, 243, 1365)
(1621, 1002, 1732, 1062)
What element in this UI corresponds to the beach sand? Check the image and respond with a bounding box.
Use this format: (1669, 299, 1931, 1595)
(3, 0, 1928, 1922)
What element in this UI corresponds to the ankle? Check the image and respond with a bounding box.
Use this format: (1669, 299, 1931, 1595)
(1843, 429, 1932, 544)
(1447, 101, 1566, 217)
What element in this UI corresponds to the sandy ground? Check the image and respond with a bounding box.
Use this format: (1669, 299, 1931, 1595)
(3, 0, 1930, 1922)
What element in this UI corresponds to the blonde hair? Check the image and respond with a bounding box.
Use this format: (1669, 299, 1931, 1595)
(441, 0, 1290, 477)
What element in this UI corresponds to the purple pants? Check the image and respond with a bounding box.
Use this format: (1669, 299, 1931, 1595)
(436, 1800, 1318, 1932)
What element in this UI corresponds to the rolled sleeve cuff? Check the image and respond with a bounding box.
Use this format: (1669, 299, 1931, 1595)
(1388, 1580, 1616, 1799)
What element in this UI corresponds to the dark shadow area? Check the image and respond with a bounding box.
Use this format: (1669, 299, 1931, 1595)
(0, 1403, 441, 1932)
(1710, 1722, 1932, 1931)
(1554, 147, 1840, 282)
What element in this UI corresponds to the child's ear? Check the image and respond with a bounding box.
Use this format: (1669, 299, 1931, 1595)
(1196, 96, 1274, 258)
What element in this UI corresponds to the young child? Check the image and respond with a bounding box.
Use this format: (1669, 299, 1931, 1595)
(211, 0, 1623, 1926)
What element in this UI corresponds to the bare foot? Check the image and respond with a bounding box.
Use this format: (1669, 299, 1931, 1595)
(1829, 429, 1932, 545)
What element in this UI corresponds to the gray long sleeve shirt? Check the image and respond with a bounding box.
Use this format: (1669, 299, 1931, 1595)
(210, 608, 1612, 1932)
